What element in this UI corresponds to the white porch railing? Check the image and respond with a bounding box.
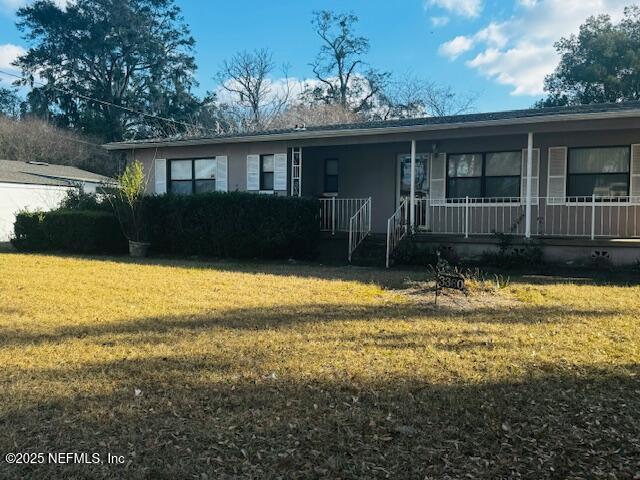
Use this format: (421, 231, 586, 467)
(385, 198, 408, 268)
(320, 197, 369, 234)
(415, 195, 640, 239)
(348, 197, 372, 262)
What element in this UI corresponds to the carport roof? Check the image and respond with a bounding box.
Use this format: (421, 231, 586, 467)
(0, 159, 114, 186)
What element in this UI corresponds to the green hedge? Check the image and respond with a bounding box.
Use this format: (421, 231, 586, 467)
(12, 210, 128, 254)
(143, 192, 320, 259)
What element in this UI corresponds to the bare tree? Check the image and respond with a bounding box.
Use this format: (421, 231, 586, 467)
(306, 10, 390, 114)
(0, 116, 113, 175)
(376, 74, 477, 120)
(216, 49, 291, 131)
(271, 103, 363, 129)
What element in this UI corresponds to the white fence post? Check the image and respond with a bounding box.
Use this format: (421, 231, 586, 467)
(591, 194, 596, 240)
(465, 196, 470, 238)
(331, 196, 336, 235)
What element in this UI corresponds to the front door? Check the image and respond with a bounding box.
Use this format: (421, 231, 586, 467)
(398, 154, 429, 227)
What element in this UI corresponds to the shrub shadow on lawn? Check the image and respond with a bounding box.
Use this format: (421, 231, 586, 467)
(1, 359, 638, 480)
(0, 300, 623, 349)
(6, 250, 640, 289)
(1, 251, 419, 288)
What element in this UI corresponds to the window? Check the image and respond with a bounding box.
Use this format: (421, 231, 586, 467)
(567, 147, 629, 198)
(170, 160, 193, 195)
(260, 154, 274, 191)
(169, 158, 216, 194)
(324, 159, 338, 193)
(194, 159, 216, 193)
(447, 153, 482, 198)
(485, 151, 521, 198)
(447, 151, 521, 199)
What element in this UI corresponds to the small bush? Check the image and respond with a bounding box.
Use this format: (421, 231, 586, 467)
(482, 233, 543, 269)
(143, 193, 320, 259)
(59, 189, 111, 212)
(12, 210, 127, 254)
(392, 241, 459, 267)
(12, 211, 48, 251)
(392, 239, 437, 266)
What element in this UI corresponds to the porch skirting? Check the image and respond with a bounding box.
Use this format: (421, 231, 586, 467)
(412, 234, 640, 266)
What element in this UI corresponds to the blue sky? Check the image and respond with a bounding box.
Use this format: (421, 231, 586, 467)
(0, 0, 631, 112)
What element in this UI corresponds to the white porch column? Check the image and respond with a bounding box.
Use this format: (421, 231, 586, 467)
(525, 132, 534, 238)
(410, 140, 416, 231)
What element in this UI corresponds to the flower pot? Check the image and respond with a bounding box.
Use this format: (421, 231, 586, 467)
(128, 240, 151, 258)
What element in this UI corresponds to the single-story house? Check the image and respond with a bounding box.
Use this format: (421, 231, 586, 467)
(0, 160, 114, 241)
(104, 102, 640, 266)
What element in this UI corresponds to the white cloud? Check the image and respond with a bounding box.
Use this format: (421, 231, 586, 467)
(425, 0, 483, 18)
(0, 44, 23, 69)
(0, 44, 25, 86)
(430, 16, 450, 27)
(1, 0, 24, 9)
(215, 77, 311, 106)
(438, 0, 630, 96)
(438, 35, 474, 59)
(474, 22, 509, 48)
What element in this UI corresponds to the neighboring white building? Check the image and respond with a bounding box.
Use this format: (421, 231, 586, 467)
(0, 159, 114, 241)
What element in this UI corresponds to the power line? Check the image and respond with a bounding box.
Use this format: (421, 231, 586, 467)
(0, 69, 210, 135)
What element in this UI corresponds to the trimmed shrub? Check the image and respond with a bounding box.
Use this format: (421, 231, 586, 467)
(59, 188, 111, 212)
(143, 192, 320, 259)
(12, 211, 48, 251)
(12, 210, 127, 254)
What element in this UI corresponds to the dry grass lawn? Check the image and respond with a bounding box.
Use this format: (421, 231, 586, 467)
(0, 253, 639, 479)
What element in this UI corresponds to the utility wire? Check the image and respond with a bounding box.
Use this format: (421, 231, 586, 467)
(0, 69, 211, 135)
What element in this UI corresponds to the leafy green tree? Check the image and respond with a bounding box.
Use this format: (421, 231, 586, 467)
(15, 0, 200, 141)
(538, 6, 640, 107)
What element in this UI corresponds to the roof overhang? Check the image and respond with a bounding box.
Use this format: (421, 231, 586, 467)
(103, 109, 640, 151)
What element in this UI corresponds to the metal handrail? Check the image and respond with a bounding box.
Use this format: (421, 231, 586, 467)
(385, 199, 408, 268)
(319, 197, 369, 234)
(348, 197, 372, 262)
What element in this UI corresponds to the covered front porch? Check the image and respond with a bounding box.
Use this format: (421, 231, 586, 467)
(290, 130, 640, 265)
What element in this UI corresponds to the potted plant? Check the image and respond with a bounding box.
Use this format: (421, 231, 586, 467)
(110, 161, 150, 257)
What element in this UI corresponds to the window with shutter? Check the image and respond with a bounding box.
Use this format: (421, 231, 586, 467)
(445, 151, 522, 201)
(567, 147, 629, 199)
(260, 154, 275, 191)
(168, 158, 216, 195)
